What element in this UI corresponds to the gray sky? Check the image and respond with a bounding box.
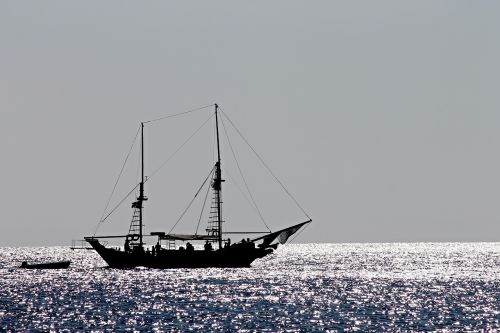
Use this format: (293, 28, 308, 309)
(1, 1, 499, 246)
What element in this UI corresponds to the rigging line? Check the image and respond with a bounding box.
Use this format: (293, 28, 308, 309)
(168, 165, 216, 235)
(195, 168, 214, 235)
(99, 125, 141, 224)
(92, 219, 102, 238)
(95, 113, 214, 234)
(97, 183, 140, 228)
(143, 104, 215, 124)
(147, 113, 215, 182)
(224, 169, 269, 227)
(220, 109, 311, 220)
(220, 116, 271, 232)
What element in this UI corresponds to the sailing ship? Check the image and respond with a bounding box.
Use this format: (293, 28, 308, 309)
(85, 104, 311, 268)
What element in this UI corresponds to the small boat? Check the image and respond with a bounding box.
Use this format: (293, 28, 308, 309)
(85, 104, 311, 268)
(20, 261, 71, 269)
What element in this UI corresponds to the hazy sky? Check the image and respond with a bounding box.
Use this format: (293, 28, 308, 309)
(1, 1, 500, 246)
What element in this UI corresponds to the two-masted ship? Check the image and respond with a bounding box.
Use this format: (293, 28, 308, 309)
(85, 104, 311, 268)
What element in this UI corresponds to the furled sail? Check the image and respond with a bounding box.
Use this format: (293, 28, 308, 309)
(253, 220, 311, 248)
(150, 232, 216, 241)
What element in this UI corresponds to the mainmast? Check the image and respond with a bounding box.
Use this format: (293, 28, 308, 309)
(214, 104, 224, 249)
(138, 122, 146, 248)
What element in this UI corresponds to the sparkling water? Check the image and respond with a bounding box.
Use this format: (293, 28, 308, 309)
(1, 243, 499, 332)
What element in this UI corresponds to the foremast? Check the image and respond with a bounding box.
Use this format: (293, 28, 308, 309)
(131, 122, 147, 249)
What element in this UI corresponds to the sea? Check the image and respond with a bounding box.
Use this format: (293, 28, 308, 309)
(0, 243, 498, 332)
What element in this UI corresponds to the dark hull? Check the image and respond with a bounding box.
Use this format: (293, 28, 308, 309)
(20, 261, 71, 269)
(87, 239, 273, 269)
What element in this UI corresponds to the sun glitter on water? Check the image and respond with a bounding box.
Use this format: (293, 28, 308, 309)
(0, 243, 499, 331)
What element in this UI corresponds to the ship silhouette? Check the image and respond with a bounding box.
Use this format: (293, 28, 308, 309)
(85, 104, 311, 268)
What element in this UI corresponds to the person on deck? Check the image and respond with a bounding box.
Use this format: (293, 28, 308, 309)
(124, 238, 130, 252)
